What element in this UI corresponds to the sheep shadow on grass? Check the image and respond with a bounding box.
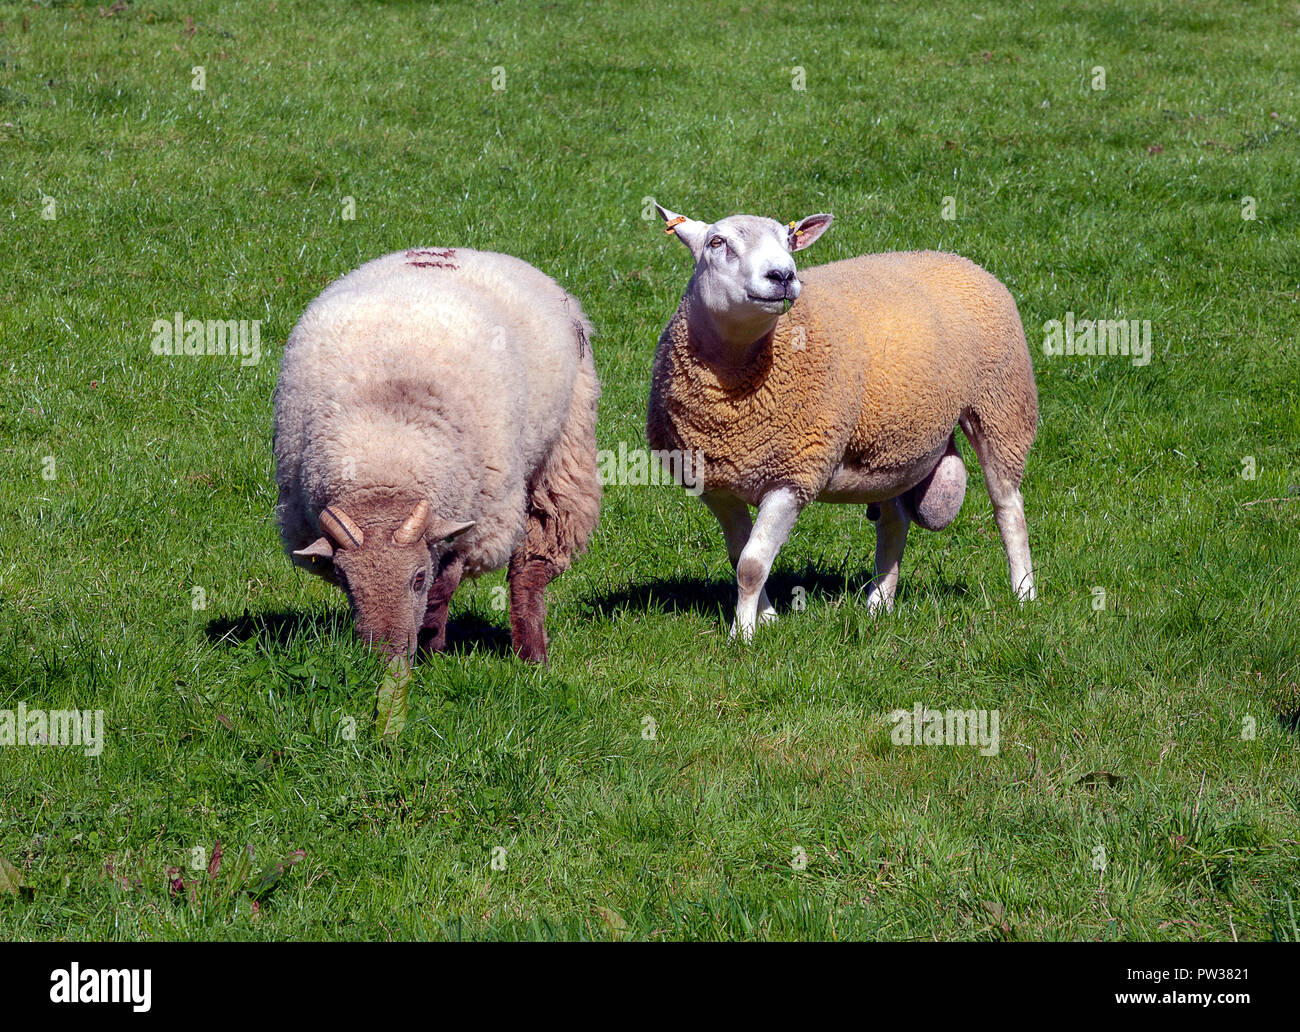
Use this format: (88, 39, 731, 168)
(579, 562, 973, 622)
(205, 609, 324, 650)
(204, 608, 514, 660)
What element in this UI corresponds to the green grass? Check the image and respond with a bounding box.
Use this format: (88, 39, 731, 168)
(1, 0, 1298, 941)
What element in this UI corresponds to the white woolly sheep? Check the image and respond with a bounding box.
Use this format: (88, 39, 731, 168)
(647, 205, 1038, 639)
(274, 247, 601, 665)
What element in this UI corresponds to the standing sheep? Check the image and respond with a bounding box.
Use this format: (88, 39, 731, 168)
(274, 247, 601, 665)
(647, 205, 1038, 639)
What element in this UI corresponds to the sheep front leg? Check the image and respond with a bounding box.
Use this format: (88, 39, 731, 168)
(419, 552, 465, 655)
(701, 490, 776, 627)
(731, 487, 802, 641)
(866, 496, 910, 613)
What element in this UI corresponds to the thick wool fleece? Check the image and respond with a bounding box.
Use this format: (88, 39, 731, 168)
(647, 250, 1038, 505)
(275, 248, 601, 581)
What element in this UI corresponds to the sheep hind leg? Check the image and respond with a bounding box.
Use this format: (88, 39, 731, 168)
(507, 550, 557, 664)
(959, 412, 1035, 601)
(866, 496, 910, 613)
(701, 490, 776, 627)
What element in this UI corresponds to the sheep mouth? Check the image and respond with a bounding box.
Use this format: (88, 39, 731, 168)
(746, 292, 790, 306)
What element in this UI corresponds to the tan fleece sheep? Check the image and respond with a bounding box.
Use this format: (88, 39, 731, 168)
(274, 247, 601, 665)
(647, 206, 1037, 638)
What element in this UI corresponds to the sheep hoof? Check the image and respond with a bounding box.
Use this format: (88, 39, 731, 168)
(730, 604, 777, 641)
(729, 619, 755, 642)
(865, 589, 894, 615)
(513, 640, 549, 665)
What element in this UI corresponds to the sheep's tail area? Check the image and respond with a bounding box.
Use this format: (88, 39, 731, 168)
(521, 330, 602, 571)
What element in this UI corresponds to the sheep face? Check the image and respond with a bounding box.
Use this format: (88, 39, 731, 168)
(292, 501, 474, 663)
(656, 204, 834, 343)
(332, 540, 433, 663)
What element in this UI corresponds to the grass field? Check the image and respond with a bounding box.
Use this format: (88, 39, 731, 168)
(1, 0, 1298, 941)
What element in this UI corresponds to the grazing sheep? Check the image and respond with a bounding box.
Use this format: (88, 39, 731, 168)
(274, 247, 601, 665)
(647, 205, 1038, 639)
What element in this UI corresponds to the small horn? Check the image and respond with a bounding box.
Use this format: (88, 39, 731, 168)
(319, 506, 364, 549)
(392, 500, 430, 545)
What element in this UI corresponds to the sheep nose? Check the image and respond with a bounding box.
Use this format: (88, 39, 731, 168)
(765, 267, 795, 285)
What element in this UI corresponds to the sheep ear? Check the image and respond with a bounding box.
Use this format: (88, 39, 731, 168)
(789, 213, 833, 252)
(427, 518, 475, 544)
(655, 203, 709, 260)
(291, 536, 336, 573)
(293, 536, 335, 560)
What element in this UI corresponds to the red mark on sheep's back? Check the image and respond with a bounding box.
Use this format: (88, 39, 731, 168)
(406, 247, 460, 270)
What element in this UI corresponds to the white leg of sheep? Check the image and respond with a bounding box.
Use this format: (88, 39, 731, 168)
(958, 414, 1036, 602)
(730, 487, 802, 641)
(702, 490, 777, 628)
(991, 488, 1035, 601)
(865, 496, 910, 613)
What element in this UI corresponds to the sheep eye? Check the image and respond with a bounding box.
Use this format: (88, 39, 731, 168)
(412, 571, 426, 592)
(709, 236, 725, 249)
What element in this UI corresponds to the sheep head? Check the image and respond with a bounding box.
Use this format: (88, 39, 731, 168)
(292, 500, 474, 662)
(657, 203, 833, 346)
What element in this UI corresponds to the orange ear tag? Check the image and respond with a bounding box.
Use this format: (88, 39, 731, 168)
(664, 216, 687, 234)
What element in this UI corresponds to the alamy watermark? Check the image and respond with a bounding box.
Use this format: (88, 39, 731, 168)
(596, 443, 705, 496)
(0, 704, 104, 757)
(150, 312, 262, 367)
(1042, 312, 1151, 367)
(50, 964, 150, 1012)
(890, 704, 1000, 756)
